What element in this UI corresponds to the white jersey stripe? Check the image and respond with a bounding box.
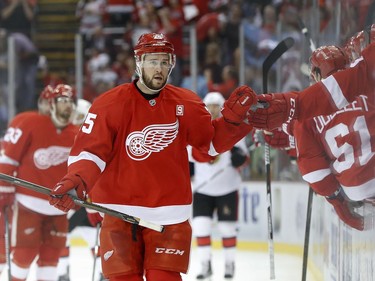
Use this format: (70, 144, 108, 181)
(342, 178, 375, 201)
(302, 168, 332, 183)
(0, 154, 19, 166)
(68, 151, 106, 172)
(321, 76, 349, 109)
(94, 202, 192, 225)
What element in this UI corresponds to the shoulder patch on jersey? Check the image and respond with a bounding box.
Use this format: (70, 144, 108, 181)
(176, 105, 184, 116)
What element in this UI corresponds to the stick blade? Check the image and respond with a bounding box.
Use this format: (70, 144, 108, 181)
(262, 37, 295, 93)
(263, 37, 295, 73)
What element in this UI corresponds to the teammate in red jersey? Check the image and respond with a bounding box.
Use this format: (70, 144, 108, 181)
(0, 84, 55, 275)
(57, 98, 107, 281)
(247, 41, 375, 131)
(250, 45, 370, 230)
(48, 33, 257, 281)
(294, 46, 368, 230)
(0, 84, 78, 280)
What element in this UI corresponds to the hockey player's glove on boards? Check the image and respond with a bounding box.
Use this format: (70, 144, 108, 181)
(247, 92, 298, 130)
(49, 174, 87, 212)
(221, 85, 257, 125)
(326, 188, 364, 231)
(0, 185, 15, 209)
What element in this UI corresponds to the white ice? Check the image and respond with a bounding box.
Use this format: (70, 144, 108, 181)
(0, 246, 314, 281)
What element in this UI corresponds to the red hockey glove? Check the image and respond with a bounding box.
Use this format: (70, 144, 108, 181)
(86, 209, 103, 227)
(221, 85, 257, 125)
(49, 174, 87, 212)
(326, 189, 364, 231)
(247, 92, 298, 130)
(0, 185, 15, 209)
(281, 119, 295, 136)
(263, 128, 292, 149)
(252, 128, 295, 150)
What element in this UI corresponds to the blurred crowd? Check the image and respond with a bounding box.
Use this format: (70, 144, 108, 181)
(1, 0, 373, 105)
(0, 0, 373, 180)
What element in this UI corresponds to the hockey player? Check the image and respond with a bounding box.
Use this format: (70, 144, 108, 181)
(293, 45, 371, 230)
(247, 41, 375, 131)
(190, 92, 249, 280)
(37, 85, 55, 115)
(270, 46, 366, 230)
(0, 84, 78, 280)
(0, 84, 55, 275)
(344, 24, 375, 63)
(57, 98, 107, 281)
(254, 46, 368, 230)
(48, 32, 257, 281)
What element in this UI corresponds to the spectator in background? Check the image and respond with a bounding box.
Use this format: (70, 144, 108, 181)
(196, 11, 226, 73)
(131, 1, 158, 48)
(84, 26, 116, 61)
(205, 64, 238, 99)
(156, 0, 185, 86)
(0, 0, 36, 38)
(180, 68, 208, 99)
(202, 41, 222, 85)
(112, 49, 136, 84)
(105, 0, 134, 28)
(0, 28, 7, 88)
(222, 2, 243, 65)
(76, 0, 106, 49)
(190, 92, 249, 280)
(3, 31, 39, 113)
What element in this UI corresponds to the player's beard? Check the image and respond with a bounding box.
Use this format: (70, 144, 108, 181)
(142, 73, 167, 91)
(56, 109, 72, 125)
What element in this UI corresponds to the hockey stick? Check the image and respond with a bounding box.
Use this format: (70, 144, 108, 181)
(301, 188, 314, 281)
(262, 36, 295, 280)
(3, 206, 11, 280)
(297, 17, 317, 52)
(193, 167, 225, 193)
(296, 18, 316, 281)
(92, 223, 100, 281)
(297, 17, 317, 76)
(0, 173, 164, 233)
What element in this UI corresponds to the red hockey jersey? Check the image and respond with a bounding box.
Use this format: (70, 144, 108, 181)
(0, 113, 78, 214)
(296, 42, 375, 120)
(67, 81, 252, 225)
(295, 95, 375, 201)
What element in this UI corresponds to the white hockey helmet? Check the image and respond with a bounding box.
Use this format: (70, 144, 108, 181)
(203, 92, 225, 107)
(72, 98, 92, 125)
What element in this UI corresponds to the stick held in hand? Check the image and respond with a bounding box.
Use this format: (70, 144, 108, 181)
(0, 173, 164, 232)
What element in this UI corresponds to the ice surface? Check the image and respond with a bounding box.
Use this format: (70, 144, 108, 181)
(0, 246, 315, 281)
